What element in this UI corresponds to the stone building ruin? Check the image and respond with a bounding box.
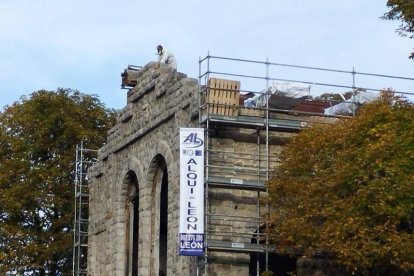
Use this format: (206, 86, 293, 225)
(86, 58, 341, 276)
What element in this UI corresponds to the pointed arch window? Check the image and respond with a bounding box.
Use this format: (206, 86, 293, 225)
(126, 172, 139, 276)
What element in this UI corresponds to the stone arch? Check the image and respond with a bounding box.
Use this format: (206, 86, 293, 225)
(147, 153, 169, 276)
(112, 157, 145, 275)
(124, 170, 139, 276)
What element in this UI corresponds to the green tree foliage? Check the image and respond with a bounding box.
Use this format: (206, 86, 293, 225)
(267, 92, 414, 273)
(316, 91, 355, 102)
(382, 0, 414, 59)
(0, 89, 116, 275)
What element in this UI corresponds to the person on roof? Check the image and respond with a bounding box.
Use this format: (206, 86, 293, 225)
(157, 45, 177, 70)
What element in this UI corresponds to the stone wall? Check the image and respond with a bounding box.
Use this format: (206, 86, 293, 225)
(87, 62, 329, 275)
(203, 127, 293, 275)
(88, 62, 199, 276)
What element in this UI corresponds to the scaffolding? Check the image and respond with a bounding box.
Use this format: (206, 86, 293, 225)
(198, 54, 414, 275)
(72, 142, 97, 276)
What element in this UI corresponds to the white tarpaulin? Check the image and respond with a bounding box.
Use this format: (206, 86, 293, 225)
(268, 81, 311, 98)
(324, 90, 379, 116)
(244, 81, 311, 108)
(179, 128, 205, 256)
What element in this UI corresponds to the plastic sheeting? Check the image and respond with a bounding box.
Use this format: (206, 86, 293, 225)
(268, 81, 311, 98)
(244, 81, 311, 109)
(324, 90, 378, 116)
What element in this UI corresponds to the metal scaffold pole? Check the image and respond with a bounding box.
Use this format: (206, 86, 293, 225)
(72, 142, 97, 276)
(196, 52, 414, 275)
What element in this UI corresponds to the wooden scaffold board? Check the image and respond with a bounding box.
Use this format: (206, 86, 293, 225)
(207, 78, 241, 116)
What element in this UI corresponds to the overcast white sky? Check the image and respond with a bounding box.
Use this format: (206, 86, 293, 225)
(0, 0, 413, 110)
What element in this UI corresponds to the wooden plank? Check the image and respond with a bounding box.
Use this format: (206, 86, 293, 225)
(219, 79, 226, 115)
(217, 78, 224, 115)
(239, 107, 262, 117)
(225, 79, 240, 116)
(207, 78, 213, 114)
(121, 69, 140, 88)
(207, 78, 240, 116)
(209, 78, 222, 115)
(208, 78, 217, 115)
(215, 78, 221, 115)
(231, 80, 240, 116)
(223, 79, 231, 115)
(215, 78, 221, 114)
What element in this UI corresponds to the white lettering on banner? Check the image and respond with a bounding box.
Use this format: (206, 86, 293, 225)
(230, 178, 244, 184)
(179, 128, 205, 256)
(231, 242, 245, 248)
(187, 202, 198, 230)
(180, 241, 203, 249)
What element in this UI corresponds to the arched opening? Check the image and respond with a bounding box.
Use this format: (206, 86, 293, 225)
(159, 169, 168, 276)
(125, 171, 139, 276)
(149, 154, 168, 276)
(249, 227, 296, 276)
